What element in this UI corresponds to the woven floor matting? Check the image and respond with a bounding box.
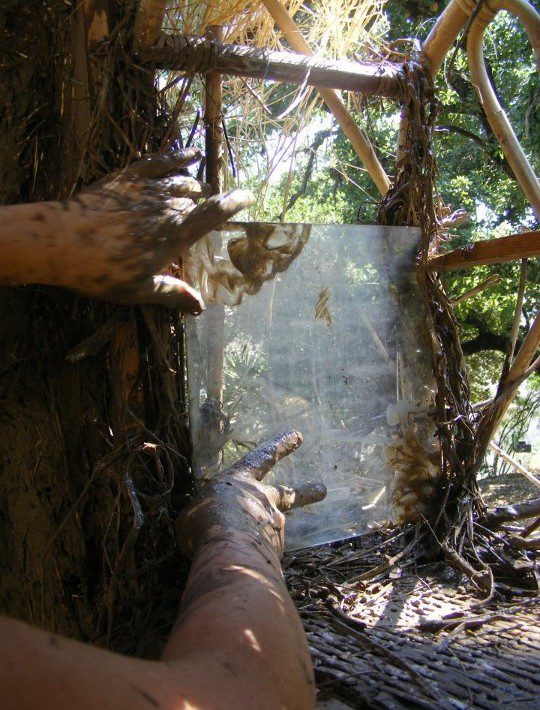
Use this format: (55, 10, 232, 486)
(284, 533, 540, 709)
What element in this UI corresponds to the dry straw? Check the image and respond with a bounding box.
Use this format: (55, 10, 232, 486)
(162, 1, 389, 211)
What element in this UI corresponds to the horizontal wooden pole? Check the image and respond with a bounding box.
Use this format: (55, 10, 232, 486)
(140, 34, 406, 99)
(427, 230, 540, 271)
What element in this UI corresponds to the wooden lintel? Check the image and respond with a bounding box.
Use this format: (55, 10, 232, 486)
(428, 230, 540, 271)
(139, 33, 406, 100)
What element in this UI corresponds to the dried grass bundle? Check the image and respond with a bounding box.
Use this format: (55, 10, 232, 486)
(166, 0, 385, 54)
(161, 1, 389, 210)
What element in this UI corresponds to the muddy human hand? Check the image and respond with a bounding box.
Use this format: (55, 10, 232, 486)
(0, 148, 253, 313)
(176, 430, 327, 559)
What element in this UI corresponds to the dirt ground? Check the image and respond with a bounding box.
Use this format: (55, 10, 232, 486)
(480, 471, 539, 508)
(285, 533, 539, 709)
(286, 470, 540, 709)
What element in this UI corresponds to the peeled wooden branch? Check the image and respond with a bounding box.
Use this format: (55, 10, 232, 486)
(204, 26, 225, 196)
(505, 311, 540, 387)
(427, 230, 540, 271)
(423, 0, 540, 76)
(467, 0, 540, 220)
(489, 441, 540, 491)
(475, 312, 540, 461)
(451, 274, 501, 304)
(140, 34, 406, 100)
(423, 0, 473, 76)
(203, 25, 226, 417)
(520, 355, 540, 382)
(260, 0, 391, 196)
(501, 259, 528, 380)
(424, 0, 540, 219)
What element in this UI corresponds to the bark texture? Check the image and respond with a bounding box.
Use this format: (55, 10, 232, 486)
(0, 0, 190, 653)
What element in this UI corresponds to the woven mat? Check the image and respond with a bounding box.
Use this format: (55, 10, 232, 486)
(284, 535, 540, 709)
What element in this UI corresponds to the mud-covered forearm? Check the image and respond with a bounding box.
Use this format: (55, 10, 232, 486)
(0, 150, 254, 309)
(163, 431, 325, 708)
(163, 531, 316, 709)
(0, 201, 68, 286)
(0, 195, 161, 297)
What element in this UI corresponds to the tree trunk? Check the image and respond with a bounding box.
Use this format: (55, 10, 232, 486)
(0, 0, 190, 654)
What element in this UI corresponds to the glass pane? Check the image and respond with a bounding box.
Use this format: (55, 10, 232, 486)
(187, 223, 434, 550)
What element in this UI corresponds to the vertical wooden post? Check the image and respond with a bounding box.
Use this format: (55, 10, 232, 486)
(205, 26, 225, 197)
(204, 26, 226, 406)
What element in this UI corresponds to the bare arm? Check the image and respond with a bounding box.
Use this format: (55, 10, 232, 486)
(163, 430, 326, 709)
(0, 432, 325, 709)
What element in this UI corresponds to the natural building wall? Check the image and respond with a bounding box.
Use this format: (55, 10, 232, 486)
(0, 0, 190, 652)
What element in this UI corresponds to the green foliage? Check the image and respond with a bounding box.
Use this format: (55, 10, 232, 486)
(196, 2, 539, 462)
(465, 350, 505, 402)
(245, 4, 539, 429)
(452, 261, 540, 338)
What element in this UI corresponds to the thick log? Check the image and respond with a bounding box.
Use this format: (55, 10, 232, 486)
(139, 33, 406, 100)
(427, 230, 540, 271)
(483, 497, 540, 529)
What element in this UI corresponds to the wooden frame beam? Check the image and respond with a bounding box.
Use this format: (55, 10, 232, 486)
(139, 33, 406, 100)
(427, 230, 540, 271)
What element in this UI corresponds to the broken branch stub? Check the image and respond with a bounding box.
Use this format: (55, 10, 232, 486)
(483, 497, 540, 529)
